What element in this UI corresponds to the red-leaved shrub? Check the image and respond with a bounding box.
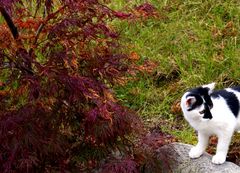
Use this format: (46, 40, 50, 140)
(0, 0, 147, 172)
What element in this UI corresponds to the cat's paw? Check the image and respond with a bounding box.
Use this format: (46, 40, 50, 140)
(212, 154, 226, 164)
(189, 147, 203, 159)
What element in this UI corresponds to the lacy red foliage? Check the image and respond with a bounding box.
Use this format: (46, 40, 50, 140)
(100, 157, 139, 173)
(113, 2, 159, 22)
(0, 1, 146, 172)
(99, 126, 176, 173)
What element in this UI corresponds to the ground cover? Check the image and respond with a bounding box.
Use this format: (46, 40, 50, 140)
(110, 0, 240, 165)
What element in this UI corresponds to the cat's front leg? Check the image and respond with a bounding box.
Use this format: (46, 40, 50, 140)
(189, 131, 209, 158)
(212, 133, 232, 164)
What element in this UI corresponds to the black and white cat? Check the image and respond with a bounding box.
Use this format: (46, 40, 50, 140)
(181, 83, 240, 164)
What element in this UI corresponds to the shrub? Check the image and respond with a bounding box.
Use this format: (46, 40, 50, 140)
(0, 0, 142, 172)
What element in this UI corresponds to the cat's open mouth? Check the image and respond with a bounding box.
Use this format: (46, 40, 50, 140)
(199, 109, 205, 114)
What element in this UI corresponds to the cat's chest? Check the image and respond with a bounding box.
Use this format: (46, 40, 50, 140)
(190, 120, 214, 132)
(189, 116, 236, 135)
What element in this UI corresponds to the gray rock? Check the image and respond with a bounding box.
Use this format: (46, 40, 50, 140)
(156, 142, 240, 173)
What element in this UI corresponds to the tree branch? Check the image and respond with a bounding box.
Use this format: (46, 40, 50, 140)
(0, 6, 19, 40)
(33, 5, 67, 45)
(33, 5, 47, 45)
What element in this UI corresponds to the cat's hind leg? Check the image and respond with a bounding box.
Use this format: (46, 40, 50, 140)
(212, 131, 234, 164)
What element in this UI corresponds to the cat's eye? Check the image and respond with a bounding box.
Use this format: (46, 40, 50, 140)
(199, 109, 205, 114)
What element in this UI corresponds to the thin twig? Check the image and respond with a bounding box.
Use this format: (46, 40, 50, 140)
(34, 5, 47, 45)
(33, 5, 67, 46)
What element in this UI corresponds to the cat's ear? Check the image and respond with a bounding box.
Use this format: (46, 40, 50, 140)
(186, 96, 196, 108)
(202, 82, 215, 94)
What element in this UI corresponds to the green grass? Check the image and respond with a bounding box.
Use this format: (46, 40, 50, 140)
(111, 0, 240, 144)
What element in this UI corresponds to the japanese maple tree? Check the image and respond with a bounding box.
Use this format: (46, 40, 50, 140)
(0, 0, 145, 172)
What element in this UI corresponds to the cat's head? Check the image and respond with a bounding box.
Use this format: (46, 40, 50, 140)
(181, 82, 215, 120)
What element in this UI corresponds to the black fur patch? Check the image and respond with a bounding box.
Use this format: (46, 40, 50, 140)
(200, 103, 212, 119)
(186, 93, 203, 111)
(231, 86, 240, 93)
(186, 87, 213, 119)
(188, 87, 213, 109)
(211, 90, 239, 117)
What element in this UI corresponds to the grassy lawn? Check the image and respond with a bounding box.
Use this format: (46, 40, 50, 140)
(110, 0, 240, 144)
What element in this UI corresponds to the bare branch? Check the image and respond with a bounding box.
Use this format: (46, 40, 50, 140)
(0, 6, 19, 40)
